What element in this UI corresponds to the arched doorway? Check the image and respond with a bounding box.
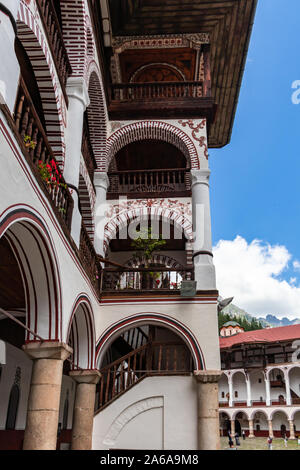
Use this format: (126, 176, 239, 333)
(271, 410, 289, 437)
(232, 372, 247, 406)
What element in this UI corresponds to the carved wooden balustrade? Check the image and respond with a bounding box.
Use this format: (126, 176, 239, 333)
(36, 0, 72, 96)
(96, 341, 192, 412)
(107, 168, 191, 199)
(111, 81, 208, 101)
(81, 117, 97, 181)
(102, 267, 194, 292)
(14, 78, 73, 229)
(79, 224, 102, 293)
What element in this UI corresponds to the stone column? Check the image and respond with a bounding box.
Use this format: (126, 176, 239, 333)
(94, 172, 110, 257)
(246, 377, 252, 407)
(193, 370, 221, 450)
(248, 419, 255, 438)
(191, 169, 216, 290)
(69, 370, 101, 450)
(268, 419, 274, 438)
(284, 370, 291, 406)
(230, 419, 235, 437)
(289, 419, 296, 440)
(265, 374, 271, 406)
(22, 342, 72, 450)
(228, 375, 233, 407)
(63, 77, 90, 247)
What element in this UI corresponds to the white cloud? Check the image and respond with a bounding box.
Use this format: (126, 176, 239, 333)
(213, 236, 300, 318)
(293, 260, 300, 271)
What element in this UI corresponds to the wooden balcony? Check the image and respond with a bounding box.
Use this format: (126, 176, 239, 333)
(107, 168, 191, 199)
(13, 78, 73, 231)
(101, 267, 194, 293)
(270, 380, 285, 388)
(108, 81, 216, 120)
(79, 224, 102, 294)
(36, 0, 72, 100)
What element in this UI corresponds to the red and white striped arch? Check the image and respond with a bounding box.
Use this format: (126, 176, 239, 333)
(17, 1, 66, 164)
(0, 205, 63, 341)
(103, 204, 193, 254)
(96, 312, 205, 371)
(106, 121, 200, 171)
(67, 294, 96, 370)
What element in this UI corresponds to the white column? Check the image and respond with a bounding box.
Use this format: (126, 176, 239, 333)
(191, 169, 216, 290)
(94, 172, 110, 257)
(265, 374, 271, 406)
(246, 377, 252, 407)
(284, 370, 291, 406)
(228, 375, 233, 407)
(63, 77, 90, 247)
(289, 419, 296, 440)
(0, 3, 20, 112)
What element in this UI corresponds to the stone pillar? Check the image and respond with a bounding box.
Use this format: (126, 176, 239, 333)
(248, 419, 255, 438)
(0, 2, 20, 112)
(246, 377, 252, 407)
(193, 370, 221, 450)
(22, 342, 72, 450)
(230, 419, 235, 437)
(228, 375, 233, 407)
(69, 370, 101, 450)
(268, 419, 274, 438)
(63, 77, 90, 247)
(284, 370, 292, 406)
(191, 169, 216, 290)
(94, 173, 110, 257)
(265, 375, 271, 406)
(289, 419, 296, 440)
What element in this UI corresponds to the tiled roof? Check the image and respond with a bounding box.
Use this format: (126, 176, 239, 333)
(220, 324, 300, 349)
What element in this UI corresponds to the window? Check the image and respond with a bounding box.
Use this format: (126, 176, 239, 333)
(258, 378, 262, 383)
(221, 392, 225, 398)
(235, 391, 238, 398)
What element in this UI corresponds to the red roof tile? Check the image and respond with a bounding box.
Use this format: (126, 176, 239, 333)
(220, 324, 300, 349)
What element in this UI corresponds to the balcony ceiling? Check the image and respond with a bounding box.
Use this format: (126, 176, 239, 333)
(107, 0, 257, 148)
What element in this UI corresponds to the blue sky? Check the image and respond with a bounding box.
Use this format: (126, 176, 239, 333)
(209, 0, 300, 317)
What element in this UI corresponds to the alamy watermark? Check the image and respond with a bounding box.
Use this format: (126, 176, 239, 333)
(291, 80, 300, 104)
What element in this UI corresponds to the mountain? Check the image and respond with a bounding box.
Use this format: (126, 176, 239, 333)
(258, 314, 300, 328)
(220, 302, 300, 328)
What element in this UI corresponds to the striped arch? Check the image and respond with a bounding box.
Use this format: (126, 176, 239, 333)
(60, 0, 87, 78)
(86, 64, 108, 171)
(106, 121, 199, 171)
(96, 312, 205, 370)
(17, 1, 65, 163)
(0, 205, 62, 341)
(126, 254, 184, 269)
(66, 294, 96, 370)
(79, 155, 96, 240)
(103, 204, 193, 254)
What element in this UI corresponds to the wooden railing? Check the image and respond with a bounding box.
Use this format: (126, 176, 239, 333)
(79, 224, 102, 293)
(110, 81, 209, 101)
(102, 267, 194, 292)
(81, 117, 97, 181)
(14, 78, 73, 229)
(96, 341, 192, 412)
(121, 327, 148, 351)
(108, 168, 191, 197)
(36, 0, 72, 96)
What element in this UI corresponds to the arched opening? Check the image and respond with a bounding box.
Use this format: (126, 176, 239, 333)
(0, 210, 61, 449)
(107, 139, 191, 199)
(251, 410, 269, 437)
(232, 372, 247, 406)
(234, 411, 249, 437)
(95, 322, 195, 413)
(292, 410, 300, 437)
(288, 366, 300, 405)
(249, 370, 266, 405)
(268, 368, 286, 405)
(218, 374, 229, 406)
(271, 410, 289, 438)
(219, 412, 230, 437)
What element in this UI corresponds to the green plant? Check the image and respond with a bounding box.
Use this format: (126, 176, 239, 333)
(24, 135, 36, 149)
(131, 227, 166, 268)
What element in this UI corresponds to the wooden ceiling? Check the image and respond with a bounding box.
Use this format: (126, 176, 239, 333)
(107, 0, 258, 148)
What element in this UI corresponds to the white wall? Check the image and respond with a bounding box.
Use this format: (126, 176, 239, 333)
(93, 376, 198, 450)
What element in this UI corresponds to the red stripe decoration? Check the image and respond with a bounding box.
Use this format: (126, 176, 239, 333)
(96, 312, 205, 371)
